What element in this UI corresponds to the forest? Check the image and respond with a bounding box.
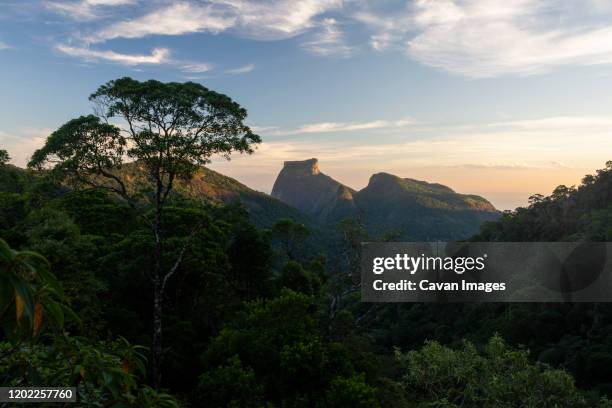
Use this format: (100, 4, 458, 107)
(2, 77, 612, 407)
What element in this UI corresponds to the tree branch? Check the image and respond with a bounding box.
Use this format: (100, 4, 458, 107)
(161, 225, 200, 293)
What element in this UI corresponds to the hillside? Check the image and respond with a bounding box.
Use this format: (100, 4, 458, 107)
(171, 166, 314, 228)
(0, 162, 313, 230)
(271, 159, 500, 240)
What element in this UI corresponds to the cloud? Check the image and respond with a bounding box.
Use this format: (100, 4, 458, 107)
(214, 0, 343, 40)
(260, 118, 415, 136)
(0, 41, 9, 50)
(88, 2, 235, 42)
(46, 0, 135, 20)
(353, 6, 412, 52)
(56, 44, 215, 71)
(301, 18, 354, 57)
(409, 0, 612, 77)
(87, 0, 341, 43)
(451, 161, 569, 170)
(225, 63, 255, 74)
(355, 0, 612, 78)
(180, 62, 213, 73)
(240, 114, 612, 176)
(56, 44, 171, 65)
(486, 116, 612, 130)
(42, 0, 612, 78)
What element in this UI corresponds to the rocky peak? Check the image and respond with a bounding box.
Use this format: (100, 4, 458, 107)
(367, 172, 400, 188)
(271, 158, 355, 221)
(281, 158, 320, 176)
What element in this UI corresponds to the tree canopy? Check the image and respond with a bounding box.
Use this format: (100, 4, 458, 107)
(27, 77, 261, 388)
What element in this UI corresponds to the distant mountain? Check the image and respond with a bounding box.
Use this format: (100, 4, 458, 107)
(271, 158, 500, 240)
(271, 159, 356, 222)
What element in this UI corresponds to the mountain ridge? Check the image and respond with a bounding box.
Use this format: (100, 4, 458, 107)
(271, 158, 500, 240)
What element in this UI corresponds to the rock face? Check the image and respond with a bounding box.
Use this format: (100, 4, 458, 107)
(271, 159, 356, 222)
(271, 159, 500, 240)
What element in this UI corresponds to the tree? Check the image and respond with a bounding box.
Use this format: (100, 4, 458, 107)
(395, 335, 598, 407)
(271, 218, 310, 260)
(28, 77, 260, 387)
(0, 149, 10, 166)
(2, 335, 180, 407)
(278, 261, 321, 296)
(226, 219, 273, 300)
(201, 289, 377, 406)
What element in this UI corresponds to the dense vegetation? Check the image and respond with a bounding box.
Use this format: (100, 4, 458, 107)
(474, 161, 612, 242)
(5, 155, 610, 406)
(2, 78, 612, 406)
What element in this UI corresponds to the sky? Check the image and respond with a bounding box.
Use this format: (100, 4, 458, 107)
(2, 0, 612, 210)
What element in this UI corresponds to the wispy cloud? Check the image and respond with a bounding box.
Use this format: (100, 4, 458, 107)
(212, 0, 343, 40)
(180, 62, 213, 73)
(46, 0, 136, 20)
(486, 116, 612, 130)
(245, 114, 612, 173)
(355, 0, 612, 78)
(56, 44, 217, 71)
(87, 2, 235, 42)
(301, 18, 354, 57)
(353, 7, 411, 51)
(42, 0, 612, 78)
(407, 0, 612, 77)
(225, 63, 255, 74)
(259, 118, 415, 136)
(0, 40, 9, 50)
(451, 162, 569, 170)
(56, 44, 171, 65)
(85, 0, 341, 43)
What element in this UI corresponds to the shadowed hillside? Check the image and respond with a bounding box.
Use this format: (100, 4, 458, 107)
(75, 161, 316, 229)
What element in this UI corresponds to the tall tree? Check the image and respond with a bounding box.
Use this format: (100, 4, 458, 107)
(0, 149, 10, 166)
(28, 77, 260, 387)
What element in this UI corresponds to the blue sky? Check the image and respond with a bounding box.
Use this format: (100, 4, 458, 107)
(2, 0, 612, 209)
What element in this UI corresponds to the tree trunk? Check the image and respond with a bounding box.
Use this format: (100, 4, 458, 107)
(152, 272, 163, 389)
(152, 181, 163, 389)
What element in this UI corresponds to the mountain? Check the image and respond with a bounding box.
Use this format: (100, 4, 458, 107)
(271, 158, 356, 222)
(353, 172, 499, 240)
(271, 158, 500, 240)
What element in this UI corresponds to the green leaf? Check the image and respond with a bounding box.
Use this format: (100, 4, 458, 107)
(10, 277, 34, 320)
